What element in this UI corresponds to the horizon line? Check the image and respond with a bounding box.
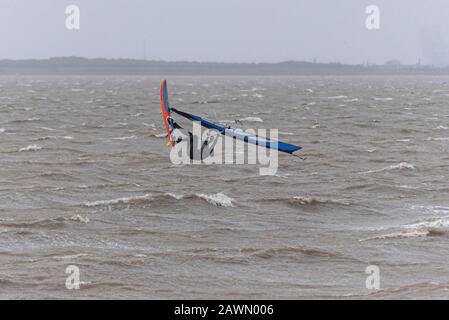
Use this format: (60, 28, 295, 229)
(0, 56, 443, 68)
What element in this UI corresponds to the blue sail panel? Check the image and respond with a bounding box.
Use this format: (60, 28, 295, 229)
(171, 108, 302, 154)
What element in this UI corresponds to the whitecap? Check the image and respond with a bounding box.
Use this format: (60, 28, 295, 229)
(406, 216, 449, 230)
(279, 131, 294, 136)
(39, 127, 57, 131)
(166, 192, 184, 200)
(427, 137, 449, 141)
(239, 117, 263, 123)
(361, 162, 416, 174)
(112, 135, 136, 141)
(326, 95, 347, 100)
(154, 133, 167, 138)
(360, 211, 449, 242)
(84, 194, 151, 207)
(197, 193, 234, 207)
(66, 215, 90, 223)
(19, 145, 42, 152)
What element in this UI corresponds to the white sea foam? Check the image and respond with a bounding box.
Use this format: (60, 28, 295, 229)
(67, 215, 90, 223)
(154, 133, 168, 138)
(279, 131, 294, 136)
(112, 135, 136, 141)
(39, 127, 56, 131)
(166, 192, 184, 200)
(19, 145, 42, 152)
(406, 216, 449, 230)
(197, 193, 234, 207)
(427, 137, 449, 141)
(360, 209, 449, 241)
(84, 194, 151, 207)
(361, 162, 416, 174)
(239, 117, 263, 122)
(0, 128, 5, 133)
(326, 95, 348, 100)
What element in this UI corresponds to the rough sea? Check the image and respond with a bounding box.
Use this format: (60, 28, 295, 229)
(1, 75, 449, 299)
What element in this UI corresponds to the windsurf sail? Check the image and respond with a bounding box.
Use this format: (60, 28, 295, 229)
(159, 80, 302, 154)
(159, 80, 175, 146)
(171, 108, 301, 154)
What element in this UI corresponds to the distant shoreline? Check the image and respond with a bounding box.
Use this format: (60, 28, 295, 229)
(1, 57, 449, 75)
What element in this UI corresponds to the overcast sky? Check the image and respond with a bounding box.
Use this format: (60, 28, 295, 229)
(1, 0, 449, 65)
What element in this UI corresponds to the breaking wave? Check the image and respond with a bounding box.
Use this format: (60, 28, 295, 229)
(19, 145, 43, 152)
(361, 162, 416, 174)
(360, 216, 449, 241)
(84, 194, 152, 207)
(83, 192, 235, 208)
(360, 229, 435, 241)
(195, 193, 234, 207)
(239, 117, 263, 122)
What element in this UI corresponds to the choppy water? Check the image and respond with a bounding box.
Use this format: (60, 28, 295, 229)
(1, 75, 449, 299)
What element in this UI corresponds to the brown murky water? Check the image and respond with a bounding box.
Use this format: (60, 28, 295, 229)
(1, 75, 449, 299)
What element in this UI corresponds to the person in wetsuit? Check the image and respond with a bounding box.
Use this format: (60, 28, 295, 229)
(169, 117, 214, 161)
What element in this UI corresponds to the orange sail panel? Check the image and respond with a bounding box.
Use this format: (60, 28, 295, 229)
(159, 80, 175, 146)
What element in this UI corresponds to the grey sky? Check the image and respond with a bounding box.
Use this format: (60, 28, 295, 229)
(1, 0, 449, 65)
